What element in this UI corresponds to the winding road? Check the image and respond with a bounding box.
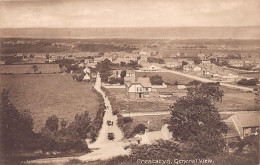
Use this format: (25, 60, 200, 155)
(26, 73, 129, 164)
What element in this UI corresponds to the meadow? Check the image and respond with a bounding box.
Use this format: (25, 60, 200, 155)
(136, 72, 194, 85)
(0, 74, 100, 132)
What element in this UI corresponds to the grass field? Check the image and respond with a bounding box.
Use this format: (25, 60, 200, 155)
(0, 74, 100, 132)
(217, 87, 260, 111)
(136, 72, 194, 85)
(104, 88, 172, 113)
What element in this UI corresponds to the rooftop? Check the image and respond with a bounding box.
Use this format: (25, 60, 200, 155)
(232, 113, 260, 128)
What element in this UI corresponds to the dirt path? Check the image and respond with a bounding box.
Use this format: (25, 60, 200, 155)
(78, 73, 129, 161)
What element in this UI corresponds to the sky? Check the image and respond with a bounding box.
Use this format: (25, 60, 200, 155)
(0, 0, 259, 28)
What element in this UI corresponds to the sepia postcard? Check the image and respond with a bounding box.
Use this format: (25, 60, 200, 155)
(0, 0, 259, 165)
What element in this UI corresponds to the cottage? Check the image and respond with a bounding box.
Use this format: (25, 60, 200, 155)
(193, 65, 202, 72)
(125, 77, 152, 99)
(229, 60, 244, 67)
(226, 113, 260, 139)
(83, 67, 91, 74)
(134, 124, 172, 144)
(126, 70, 135, 77)
(83, 74, 90, 81)
(141, 64, 161, 72)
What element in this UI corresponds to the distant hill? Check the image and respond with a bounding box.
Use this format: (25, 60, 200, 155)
(0, 27, 260, 39)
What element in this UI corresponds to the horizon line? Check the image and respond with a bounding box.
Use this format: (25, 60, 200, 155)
(1, 26, 260, 29)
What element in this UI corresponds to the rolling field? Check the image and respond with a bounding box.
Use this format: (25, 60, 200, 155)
(0, 74, 100, 132)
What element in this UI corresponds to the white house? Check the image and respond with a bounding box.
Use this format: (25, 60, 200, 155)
(141, 64, 161, 72)
(193, 66, 202, 72)
(83, 74, 90, 81)
(125, 77, 152, 99)
(83, 67, 91, 74)
(126, 70, 135, 77)
(134, 124, 172, 144)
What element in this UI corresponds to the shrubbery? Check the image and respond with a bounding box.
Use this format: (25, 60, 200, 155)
(237, 78, 258, 86)
(150, 75, 164, 85)
(147, 57, 165, 64)
(108, 77, 124, 85)
(90, 87, 106, 142)
(0, 89, 35, 153)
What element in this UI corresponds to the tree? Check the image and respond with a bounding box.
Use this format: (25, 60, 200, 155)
(150, 75, 164, 85)
(45, 115, 59, 132)
(131, 123, 147, 135)
(168, 83, 227, 157)
(182, 61, 188, 66)
(237, 78, 258, 86)
(68, 111, 92, 139)
(0, 89, 34, 152)
(209, 58, 217, 64)
(32, 65, 38, 73)
(120, 61, 126, 66)
(193, 57, 201, 65)
(187, 80, 201, 86)
(120, 70, 126, 78)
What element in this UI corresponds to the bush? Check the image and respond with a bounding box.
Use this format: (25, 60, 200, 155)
(130, 140, 180, 162)
(147, 57, 165, 64)
(45, 115, 59, 132)
(122, 117, 133, 123)
(150, 75, 164, 85)
(112, 109, 119, 116)
(237, 78, 258, 86)
(131, 124, 147, 135)
(0, 89, 35, 152)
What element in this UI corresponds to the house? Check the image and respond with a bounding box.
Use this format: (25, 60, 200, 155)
(126, 70, 135, 77)
(134, 124, 172, 144)
(83, 74, 90, 81)
(141, 64, 161, 72)
(183, 64, 196, 71)
(84, 58, 94, 64)
(229, 60, 244, 67)
(83, 67, 91, 74)
(225, 113, 260, 139)
(197, 53, 206, 60)
(177, 85, 186, 89)
(201, 60, 211, 65)
(94, 57, 104, 63)
(193, 65, 202, 72)
(166, 61, 182, 68)
(125, 77, 152, 99)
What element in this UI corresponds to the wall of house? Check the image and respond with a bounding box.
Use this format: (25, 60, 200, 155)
(128, 84, 144, 93)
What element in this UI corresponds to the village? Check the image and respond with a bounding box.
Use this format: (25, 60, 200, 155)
(0, 38, 260, 164)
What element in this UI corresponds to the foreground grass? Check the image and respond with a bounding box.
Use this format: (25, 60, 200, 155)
(0, 74, 100, 132)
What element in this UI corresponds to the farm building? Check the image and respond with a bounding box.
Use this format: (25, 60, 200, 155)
(0, 64, 61, 74)
(225, 112, 260, 139)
